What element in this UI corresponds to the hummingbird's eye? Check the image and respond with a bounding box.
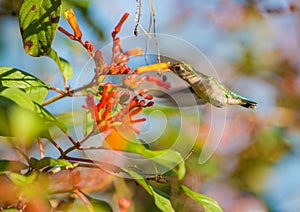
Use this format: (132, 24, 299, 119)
(174, 65, 181, 72)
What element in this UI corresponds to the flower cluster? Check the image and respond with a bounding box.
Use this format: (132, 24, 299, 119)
(84, 81, 154, 133)
(59, 9, 170, 136)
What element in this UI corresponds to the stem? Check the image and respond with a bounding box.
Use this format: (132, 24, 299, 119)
(50, 87, 65, 95)
(79, 125, 97, 145)
(65, 132, 80, 147)
(41, 78, 99, 106)
(37, 137, 45, 159)
(74, 189, 93, 212)
(41, 93, 66, 106)
(47, 137, 65, 156)
(63, 146, 77, 156)
(63, 155, 122, 173)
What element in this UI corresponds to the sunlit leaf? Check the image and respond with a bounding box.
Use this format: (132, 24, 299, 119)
(10, 172, 37, 187)
(19, 0, 61, 57)
(124, 169, 175, 212)
(18, 0, 73, 81)
(59, 57, 74, 80)
(0, 66, 49, 103)
(180, 185, 223, 212)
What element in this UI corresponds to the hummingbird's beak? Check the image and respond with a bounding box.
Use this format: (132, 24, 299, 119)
(134, 62, 171, 74)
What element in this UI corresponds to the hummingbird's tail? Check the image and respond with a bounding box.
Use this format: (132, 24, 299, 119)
(227, 91, 257, 109)
(239, 98, 257, 109)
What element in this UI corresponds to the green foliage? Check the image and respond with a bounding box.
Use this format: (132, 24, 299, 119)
(29, 157, 75, 170)
(19, 0, 74, 81)
(10, 171, 38, 187)
(125, 169, 175, 212)
(19, 0, 61, 57)
(59, 57, 74, 80)
(0, 87, 67, 137)
(2, 209, 20, 212)
(0, 66, 50, 103)
(124, 138, 186, 180)
(181, 185, 223, 212)
(88, 196, 113, 212)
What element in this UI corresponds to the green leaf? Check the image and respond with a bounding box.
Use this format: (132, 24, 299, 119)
(47, 48, 74, 81)
(18, 0, 72, 81)
(19, 0, 61, 57)
(10, 172, 37, 187)
(89, 197, 113, 212)
(144, 149, 186, 180)
(0, 87, 67, 136)
(0, 160, 27, 172)
(124, 169, 175, 212)
(0, 66, 49, 103)
(180, 185, 223, 212)
(0, 95, 45, 138)
(59, 57, 74, 80)
(33, 157, 75, 169)
(2, 209, 20, 212)
(150, 186, 175, 212)
(125, 141, 186, 180)
(83, 110, 94, 136)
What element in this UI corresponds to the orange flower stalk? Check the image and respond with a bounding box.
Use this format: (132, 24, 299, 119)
(64, 8, 82, 40)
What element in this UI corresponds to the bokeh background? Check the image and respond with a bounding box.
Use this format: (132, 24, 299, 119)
(0, 0, 299, 211)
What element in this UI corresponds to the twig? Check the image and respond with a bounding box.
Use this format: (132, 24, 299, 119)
(63, 155, 122, 173)
(79, 125, 97, 145)
(64, 132, 80, 148)
(41, 94, 66, 106)
(41, 77, 99, 106)
(63, 146, 77, 156)
(74, 189, 93, 212)
(37, 137, 45, 159)
(49, 87, 65, 95)
(47, 137, 65, 156)
(149, 0, 161, 64)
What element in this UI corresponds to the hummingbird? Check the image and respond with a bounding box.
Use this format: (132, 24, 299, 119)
(168, 62, 257, 109)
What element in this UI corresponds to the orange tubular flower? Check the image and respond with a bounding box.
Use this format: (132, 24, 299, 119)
(112, 12, 130, 39)
(64, 9, 82, 40)
(134, 62, 170, 74)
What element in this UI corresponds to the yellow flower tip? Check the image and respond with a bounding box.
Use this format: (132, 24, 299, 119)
(64, 8, 82, 39)
(135, 62, 171, 74)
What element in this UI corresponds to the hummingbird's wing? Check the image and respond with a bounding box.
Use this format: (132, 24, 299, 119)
(150, 86, 207, 107)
